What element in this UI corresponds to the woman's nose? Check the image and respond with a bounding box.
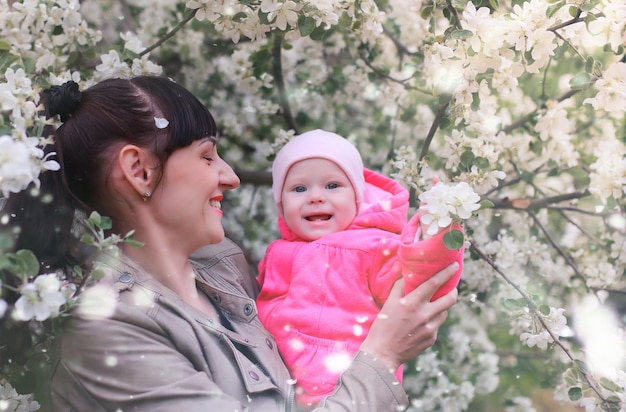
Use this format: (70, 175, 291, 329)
(220, 161, 240, 190)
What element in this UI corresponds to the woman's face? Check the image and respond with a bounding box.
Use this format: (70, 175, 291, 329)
(281, 158, 357, 241)
(151, 137, 240, 251)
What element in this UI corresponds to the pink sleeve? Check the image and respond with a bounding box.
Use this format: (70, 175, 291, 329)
(399, 216, 464, 300)
(368, 238, 403, 306)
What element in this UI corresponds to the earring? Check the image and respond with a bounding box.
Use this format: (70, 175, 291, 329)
(142, 190, 152, 202)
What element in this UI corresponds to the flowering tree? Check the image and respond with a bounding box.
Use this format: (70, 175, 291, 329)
(0, 0, 625, 411)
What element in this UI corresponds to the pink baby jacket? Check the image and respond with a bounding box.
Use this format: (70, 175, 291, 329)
(256, 168, 464, 409)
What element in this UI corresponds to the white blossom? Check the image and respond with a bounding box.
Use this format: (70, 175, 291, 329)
(14, 273, 66, 322)
(0, 382, 40, 411)
(0, 135, 59, 198)
(518, 307, 569, 350)
(418, 181, 481, 236)
(260, 0, 299, 31)
(95, 50, 131, 79)
(584, 61, 626, 114)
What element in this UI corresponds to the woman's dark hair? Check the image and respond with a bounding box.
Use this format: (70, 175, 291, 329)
(1, 76, 219, 272)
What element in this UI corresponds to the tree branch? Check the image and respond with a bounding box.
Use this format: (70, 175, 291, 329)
(140, 9, 198, 56)
(501, 88, 582, 134)
(418, 102, 449, 166)
(469, 242, 611, 408)
(271, 34, 298, 133)
(486, 190, 590, 210)
(527, 210, 591, 292)
(445, 0, 464, 31)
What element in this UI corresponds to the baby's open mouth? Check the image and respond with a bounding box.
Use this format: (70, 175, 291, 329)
(305, 214, 332, 221)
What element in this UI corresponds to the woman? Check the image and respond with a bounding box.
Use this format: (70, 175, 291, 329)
(4, 76, 458, 411)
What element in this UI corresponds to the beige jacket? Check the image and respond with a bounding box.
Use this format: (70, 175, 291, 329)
(50, 238, 409, 411)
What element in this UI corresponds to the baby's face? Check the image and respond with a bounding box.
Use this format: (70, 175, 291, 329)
(281, 158, 357, 241)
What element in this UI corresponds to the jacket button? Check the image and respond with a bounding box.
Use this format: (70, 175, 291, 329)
(212, 293, 221, 303)
(243, 304, 253, 316)
(118, 273, 132, 283)
(265, 338, 273, 350)
(248, 370, 260, 381)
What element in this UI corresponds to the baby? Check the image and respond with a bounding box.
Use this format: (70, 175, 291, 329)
(256, 129, 464, 408)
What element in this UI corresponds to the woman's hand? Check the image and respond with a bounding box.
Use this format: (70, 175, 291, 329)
(359, 262, 459, 371)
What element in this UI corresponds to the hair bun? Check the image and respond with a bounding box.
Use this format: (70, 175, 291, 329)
(47, 81, 82, 122)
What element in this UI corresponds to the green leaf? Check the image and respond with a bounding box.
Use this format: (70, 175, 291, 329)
(471, 92, 481, 111)
(0, 40, 11, 51)
(73, 265, 84, 278)
(539, 304, 550, 316)
(443, 229, 464, 250)
(420, 5, 434, 19)
(479, 199, 494, 209)
(124, 239, 145, 248)
(88, 211, 102, 227)
(488, 0, 499, 9)
(600, 377, 624, 393)
(0, 254, 12, 272)
(574, 359, 589, 374)
(90, 267, 107, 281)
(99, 216, 113, 230)
(0, 50, 19, 74)
(474, 156, 490, 169)
(569, 72, 592, 90)
(16, 249, 40, 278)
(563, 367, 581, 386)
(503, 298, 525, 311)
(258, 10, 273, 25)
(80, 234, 95, 245)
(232, 12, 247, 23)
(298, 15, 316, 37)
(123, 230, 145, 248)
(546, 0, 565, 18)
(310, 25, 332, 41)
(338, 12, 352, 28)
(580, 1, 594, 11)
(568, 5, 579, 17)
(460, 150, 475, 167)
(568, 387, 582, 401)
(448, 29, 474, 40)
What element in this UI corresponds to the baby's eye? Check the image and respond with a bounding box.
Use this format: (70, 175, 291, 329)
(203, 157, 214, 163)
(294, 185, 306, 193)
(326, 182, 339, 189)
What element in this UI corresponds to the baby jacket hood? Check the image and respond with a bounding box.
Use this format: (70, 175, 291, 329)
(277, 168, 409, 241)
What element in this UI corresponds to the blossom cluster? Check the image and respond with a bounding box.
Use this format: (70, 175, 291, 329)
(418, 181, 481, 237)
(0, 135, 60, 198)
(0, 382, 40, 412)
(12, 274, 67, 322)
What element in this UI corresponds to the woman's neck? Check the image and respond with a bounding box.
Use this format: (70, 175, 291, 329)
(121, 242, 220, 320)
(122, 242, 194, 295)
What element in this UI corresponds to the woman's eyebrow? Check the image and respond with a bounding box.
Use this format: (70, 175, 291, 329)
(199, 136, 217, 146)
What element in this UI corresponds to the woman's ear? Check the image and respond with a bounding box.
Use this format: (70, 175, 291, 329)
(118, 144, 156, 199)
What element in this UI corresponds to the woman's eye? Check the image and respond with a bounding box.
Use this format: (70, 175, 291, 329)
(203, 157, 214, 163)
